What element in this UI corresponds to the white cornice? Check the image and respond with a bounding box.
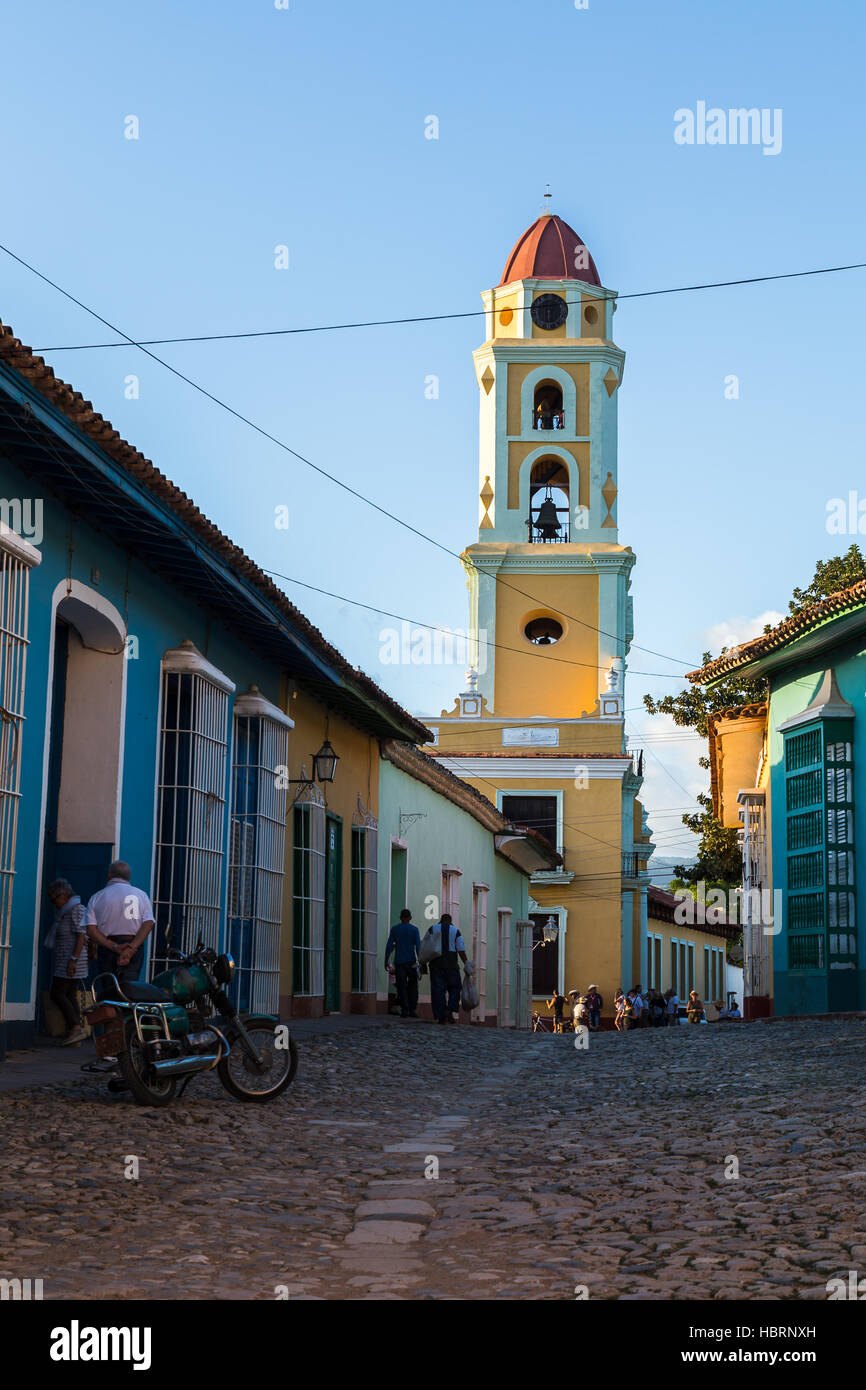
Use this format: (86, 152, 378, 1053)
(0, 522, 42, 567)
(161, 640, 236, 693)
(436, 756, 632, 780)
(233, 686, 295, 728)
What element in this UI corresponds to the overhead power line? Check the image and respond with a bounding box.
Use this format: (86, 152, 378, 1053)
(260, 566, 690, 678)
(0, 239, 697, 671)
(32, 260, 866, 352)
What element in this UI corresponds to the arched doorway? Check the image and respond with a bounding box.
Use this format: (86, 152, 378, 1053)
(40, 583, 126, 1023)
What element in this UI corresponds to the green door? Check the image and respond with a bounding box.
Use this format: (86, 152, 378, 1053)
(324, 816, 342, 1011)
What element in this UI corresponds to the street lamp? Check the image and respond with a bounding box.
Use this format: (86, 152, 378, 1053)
(312, 740, 339, 784)
(286, 740, 340, 788)
(532, 916, 559, 951)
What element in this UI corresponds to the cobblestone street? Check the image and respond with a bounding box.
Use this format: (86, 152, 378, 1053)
(2, 1018, 865, 1301)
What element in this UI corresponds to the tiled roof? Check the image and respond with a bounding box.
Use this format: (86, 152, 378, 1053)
(499, 214, 601, 287)
(647, 884, 737, 940)
(0, 320, 430, 743)
(689, 580, 866, 683)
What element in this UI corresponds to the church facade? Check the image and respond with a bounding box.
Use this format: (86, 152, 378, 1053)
(425, 211, 653, 1019)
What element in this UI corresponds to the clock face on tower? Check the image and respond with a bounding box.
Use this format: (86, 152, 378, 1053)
(530, 293, 568, 331)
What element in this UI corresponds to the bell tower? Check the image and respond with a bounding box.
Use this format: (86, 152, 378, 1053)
(427, 207, 651, 1022)
(466, 209, 634, 720)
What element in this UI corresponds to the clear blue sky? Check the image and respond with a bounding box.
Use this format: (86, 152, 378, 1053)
(2, 0, 863, 856)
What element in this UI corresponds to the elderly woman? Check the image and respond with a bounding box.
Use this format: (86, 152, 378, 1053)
(46, 878, 88, 1046)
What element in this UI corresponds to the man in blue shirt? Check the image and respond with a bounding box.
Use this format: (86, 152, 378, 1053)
(384, 909, 422, 1018)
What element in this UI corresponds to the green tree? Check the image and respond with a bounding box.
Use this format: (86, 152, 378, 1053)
(644, 545, 866, 891)
(787, 543, 866, 616)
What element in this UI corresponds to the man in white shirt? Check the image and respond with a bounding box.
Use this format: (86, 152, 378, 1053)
(666, 990, 680, 1025)
(86, 860, 155, 990)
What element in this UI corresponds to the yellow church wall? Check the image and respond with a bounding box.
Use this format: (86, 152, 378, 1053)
(489, 571, 600, 716)
(506, 773, 626, 1016)
(427, 722, 626, 755)
(490, 291, 521, 339)
(506, 362, 591, 437)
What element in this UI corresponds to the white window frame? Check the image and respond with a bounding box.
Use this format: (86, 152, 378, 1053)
(441, 865, 462, 928)
(351, 797, 378, 995)
(471, 882, 489, 1021)
(229, 690, 293, 1014)
(153, 643, 234, 971)
(497, 907, 513, 1027)
(292, 785, 326, 997)
(516, 919, 534, 1029)
(0, 528, 40, 1024)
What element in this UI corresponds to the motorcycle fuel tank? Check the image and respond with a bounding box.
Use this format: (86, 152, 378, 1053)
(152, 962, 211, 1005)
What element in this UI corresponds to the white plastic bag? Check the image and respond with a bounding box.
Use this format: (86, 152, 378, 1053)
(460, 966, 480, 1011)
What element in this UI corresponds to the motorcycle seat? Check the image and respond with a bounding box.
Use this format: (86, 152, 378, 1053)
(121, 980, 172, 1003)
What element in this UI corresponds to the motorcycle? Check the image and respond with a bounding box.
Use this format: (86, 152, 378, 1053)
(83, 939, 298, 1107)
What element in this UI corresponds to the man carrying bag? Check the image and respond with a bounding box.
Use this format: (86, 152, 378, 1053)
(421, 913, 468, 1025)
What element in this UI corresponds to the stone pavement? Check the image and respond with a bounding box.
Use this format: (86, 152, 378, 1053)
(1, 1017, 864, 1300)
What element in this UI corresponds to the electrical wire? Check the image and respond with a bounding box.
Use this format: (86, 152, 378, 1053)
(0, 239, 707, 671)
(33, 259, 866, 352)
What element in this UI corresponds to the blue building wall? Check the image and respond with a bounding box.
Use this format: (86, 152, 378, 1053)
(767, 641, 866, 1016)
(2, 449, 285, 1044)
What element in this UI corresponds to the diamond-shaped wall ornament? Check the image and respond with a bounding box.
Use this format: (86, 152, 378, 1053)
(479, 474, 494, 529)
(604, 368, 619, 397)
(601, 471, 618, 528)
(481, 365, 495, 395)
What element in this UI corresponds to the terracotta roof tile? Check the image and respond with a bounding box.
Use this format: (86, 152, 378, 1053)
(689, 581, 866, 683)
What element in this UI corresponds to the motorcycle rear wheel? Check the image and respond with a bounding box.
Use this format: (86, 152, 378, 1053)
(117, 1019, 178, 1107)
(217, 1016, 298, 1102)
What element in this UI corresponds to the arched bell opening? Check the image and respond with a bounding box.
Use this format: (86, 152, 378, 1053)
(533, 380, 565, 431)
(527, 458, 570, 544)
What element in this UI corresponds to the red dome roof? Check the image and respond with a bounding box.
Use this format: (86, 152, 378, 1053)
(499, 214, 600, 287)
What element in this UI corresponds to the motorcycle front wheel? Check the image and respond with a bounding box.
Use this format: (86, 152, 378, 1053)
(217, 1016, 298, 1102)
(117, 1019, 178, 1107)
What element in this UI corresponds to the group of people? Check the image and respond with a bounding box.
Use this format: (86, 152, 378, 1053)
(545, 982, 742, 1032)
(45, 860, 155, 1052)
(613, 986, 697, 1029)
(546, 985, 604, 1032)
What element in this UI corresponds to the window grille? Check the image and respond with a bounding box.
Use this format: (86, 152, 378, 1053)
(789, 934, 824, 970)
(497, 909, 512, 1026)
(785, 729, 821, 771)
(228, 700, 290, 1013)
(515, 920, 533, 1029)
(351, 801, 378, 993)
(471, 883, 488, 1020)
(153, 651, 232, 973)
(786, 769, 822, 811)
(0, 530, 39, 1024)
(783, 715, 856, 972)
(292, 788, 325, 996)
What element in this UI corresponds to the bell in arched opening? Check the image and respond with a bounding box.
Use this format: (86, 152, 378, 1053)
(535, 489, 561, 540)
